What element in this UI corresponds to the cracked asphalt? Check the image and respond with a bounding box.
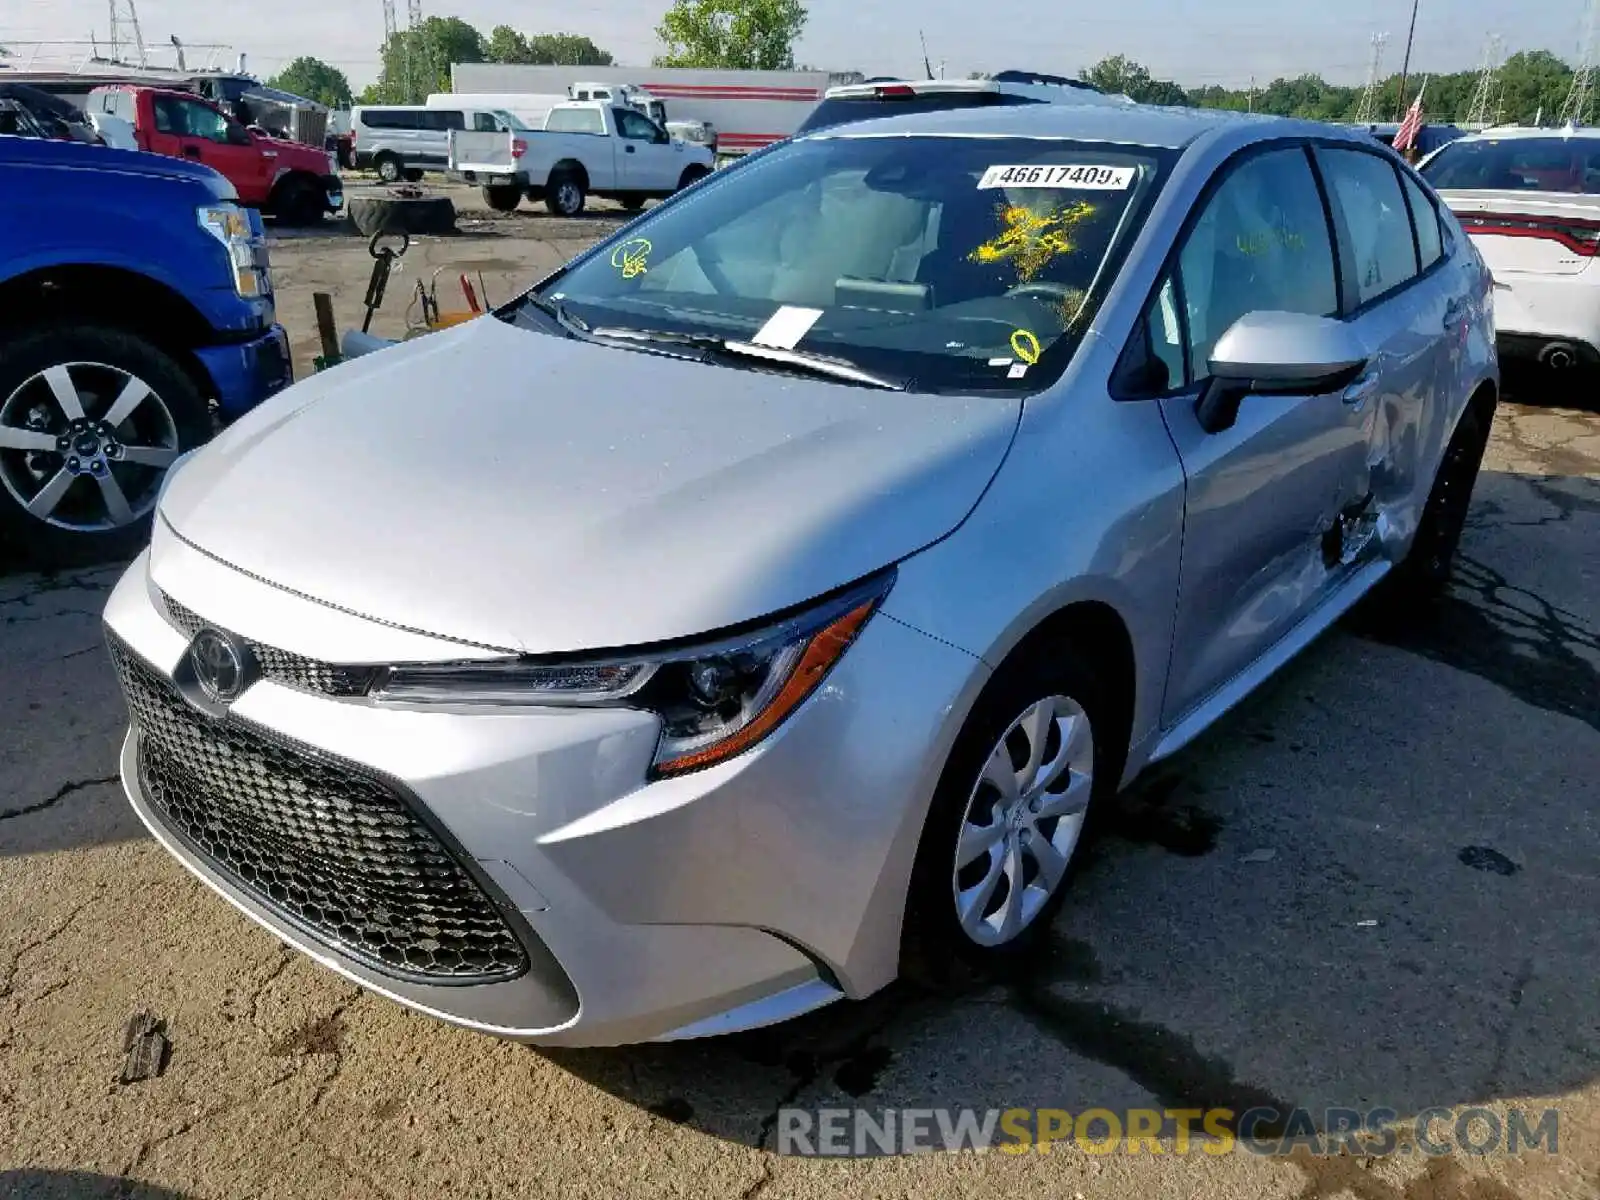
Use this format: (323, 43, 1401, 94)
(2, 214, 1599, 1199)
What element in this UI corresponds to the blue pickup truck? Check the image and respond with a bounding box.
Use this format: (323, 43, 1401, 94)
(0, 136, 292, 567)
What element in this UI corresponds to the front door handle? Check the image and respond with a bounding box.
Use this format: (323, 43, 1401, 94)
(1342, 371, 1380, 408)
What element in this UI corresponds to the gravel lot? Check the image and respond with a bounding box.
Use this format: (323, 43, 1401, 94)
(2, 185, 1598, 1198)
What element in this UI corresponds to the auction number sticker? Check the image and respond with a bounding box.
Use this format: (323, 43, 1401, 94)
(977, 164, 1135, 190)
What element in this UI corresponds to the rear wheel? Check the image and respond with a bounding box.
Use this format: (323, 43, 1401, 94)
(545, 171, 586, 217)
(482, 183, 522, 212)
(0, 325, 211, 567)
(374, 153, 403, 184)
(901, 640, 1112, 989)
(1380, 395, 1495, 614)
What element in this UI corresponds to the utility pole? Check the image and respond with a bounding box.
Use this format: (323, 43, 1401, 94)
(1560, 0, 1598, 127)
(381, 0, 398, 101)
(407, 0, 425, 104)
(1463, 34, 1503, 127)
(1396, 0, 1420, 121)
(1356, 33, 1388, 123)
(1248, 74, 1255, 113)
(107, 0, 146, 66)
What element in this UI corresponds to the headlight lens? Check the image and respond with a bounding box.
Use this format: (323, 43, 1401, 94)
(197, 202, 267, 299)
(371, 572, 893, 776)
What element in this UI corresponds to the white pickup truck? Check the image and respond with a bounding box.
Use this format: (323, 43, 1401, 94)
(448, 100, 716, 216)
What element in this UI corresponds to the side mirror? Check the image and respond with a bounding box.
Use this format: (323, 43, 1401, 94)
(226, 124, 254, 146)
(1196, 311, 1369, 434)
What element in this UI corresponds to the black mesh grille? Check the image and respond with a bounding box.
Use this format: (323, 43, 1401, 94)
(162, 593, 379, 698)
(109, 635, 529, 984)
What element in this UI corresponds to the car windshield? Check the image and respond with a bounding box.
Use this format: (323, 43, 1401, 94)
(1422, 136, 1600, 195)
(521, 134, 1173, 393)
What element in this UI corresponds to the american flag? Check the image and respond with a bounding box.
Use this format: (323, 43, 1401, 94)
(1392, 81, 1427, 153)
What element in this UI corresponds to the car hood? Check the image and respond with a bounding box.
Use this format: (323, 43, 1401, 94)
(161, 316, 1020, 654)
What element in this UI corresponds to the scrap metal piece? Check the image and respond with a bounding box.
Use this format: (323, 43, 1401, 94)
(120, 1012, 170, 1084)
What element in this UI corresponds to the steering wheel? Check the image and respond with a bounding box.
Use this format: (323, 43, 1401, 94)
(691, 244, 739, 297)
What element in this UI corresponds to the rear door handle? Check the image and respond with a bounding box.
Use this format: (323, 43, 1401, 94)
(1342, 371, 1381, 408)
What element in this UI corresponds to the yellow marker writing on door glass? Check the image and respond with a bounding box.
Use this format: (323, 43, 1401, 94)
(1010, 329, 1042, 365)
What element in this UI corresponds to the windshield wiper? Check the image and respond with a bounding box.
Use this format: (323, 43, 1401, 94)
(590, 326, 908, 391)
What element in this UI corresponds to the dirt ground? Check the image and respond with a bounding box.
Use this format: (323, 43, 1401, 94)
(2, 183, 1598, 1198)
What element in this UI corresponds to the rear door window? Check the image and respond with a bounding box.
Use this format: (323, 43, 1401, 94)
(1316, 147, 1419, 309)
(1400, 171, 1444, 269)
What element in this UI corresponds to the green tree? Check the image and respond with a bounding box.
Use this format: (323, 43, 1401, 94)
(653, 0, 807, 70)
(375, 16, 486, 104)
(266, 56, 353, 107)
(1080, 55, 1189, 106)
(527, 33, 613, 64)
(485, 25, 533, 63)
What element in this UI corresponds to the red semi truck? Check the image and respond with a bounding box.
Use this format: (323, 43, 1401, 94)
(87, 85, 343, 225)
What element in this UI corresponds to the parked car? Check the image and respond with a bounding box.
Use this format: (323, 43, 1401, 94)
(794, 70, 1132, 136)
(1352, 121, 1466, 158)
(0, 99, 50, 140)
(87, 85, 343, 226)
(0, 83, 102, 144)
(0, 136, 291, 566)
(105, 103, 1496, 1047)
(351, 104, 521, 182)
(1419, 125, 1600, 369)
(448, 100, 715, 214)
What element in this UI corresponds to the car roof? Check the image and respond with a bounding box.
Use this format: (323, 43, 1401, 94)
(802, 100, 1329, 151)
(1451, 124, 1600, 143)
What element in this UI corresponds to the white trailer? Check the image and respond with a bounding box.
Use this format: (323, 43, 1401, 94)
(450, 64, 831, 155)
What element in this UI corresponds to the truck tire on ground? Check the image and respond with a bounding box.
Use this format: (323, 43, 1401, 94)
(348, 194, 457, 237)
(374, 153, 404, 184)
(482, 183, 523, 213)
(404, 169, 425, 183)
(620, 195, 647, 212)
(0, 324, 211, 568)
(273, 176, 325, 227)
(676, 165, 712, 192)
(545, 171, 586, 217)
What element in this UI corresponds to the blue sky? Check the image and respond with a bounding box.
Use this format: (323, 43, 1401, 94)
(3, 0, 1589, 90)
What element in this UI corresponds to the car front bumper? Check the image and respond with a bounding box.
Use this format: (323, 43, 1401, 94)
(194, 324, 293, 422)
(103, 524, 985, 1046)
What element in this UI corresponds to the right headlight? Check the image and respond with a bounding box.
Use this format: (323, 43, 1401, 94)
(197, 202, 266, 299)
(371, 572, 894, 776)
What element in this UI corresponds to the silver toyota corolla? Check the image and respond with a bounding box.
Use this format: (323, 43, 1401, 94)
(104, 104, 1497, 1046)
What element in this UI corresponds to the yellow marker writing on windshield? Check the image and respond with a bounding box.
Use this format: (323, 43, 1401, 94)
(611, 238, 652, 279)
(1011, 329, 1042, 365)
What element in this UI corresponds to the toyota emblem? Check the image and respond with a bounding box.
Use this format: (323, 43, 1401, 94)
(189, 628, 246, 704)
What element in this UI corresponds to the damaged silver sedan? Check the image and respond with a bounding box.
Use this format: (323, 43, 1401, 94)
(105, 105, 1497, 1046)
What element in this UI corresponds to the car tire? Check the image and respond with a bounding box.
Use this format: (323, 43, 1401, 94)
(619, 195, 647, 212)
(0, 324, 211, 568)
(403, 168, 425, 183)
(676, 165, 711, 192)
(274, 177, 325, 226)
(1378, 394, 1495, 615)
(374, 154, 403, 184)
(482, 183, 523, 212)
(545, 171, 586, 217)
(900, 638, 1113, 991)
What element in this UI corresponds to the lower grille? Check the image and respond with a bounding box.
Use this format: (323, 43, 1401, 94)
(110, 635, 529, 985)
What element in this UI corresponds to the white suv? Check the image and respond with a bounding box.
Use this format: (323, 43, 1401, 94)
(1420, 125, 1600, 370)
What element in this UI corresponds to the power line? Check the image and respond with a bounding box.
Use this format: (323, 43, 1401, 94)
(1560, 0, 1598, 126)
(1463, 33, 1504, 126)
(1355, 32, 1389, 123)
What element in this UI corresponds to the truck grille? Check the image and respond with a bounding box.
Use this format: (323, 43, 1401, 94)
(109, 635, 529, 985)
(161, 593, 377, 698)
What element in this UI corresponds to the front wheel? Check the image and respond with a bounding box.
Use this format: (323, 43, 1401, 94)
(374, 154, 403, 184)
(273, 177, 325, 226)
(676, 165, 711, 192)
(0, 325, 211, 567)
(901, 641, 1110, 988)
(545, 171, 586, 217)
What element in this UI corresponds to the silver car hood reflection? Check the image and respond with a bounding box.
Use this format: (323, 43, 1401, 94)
(161, 315, 1021, 653)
